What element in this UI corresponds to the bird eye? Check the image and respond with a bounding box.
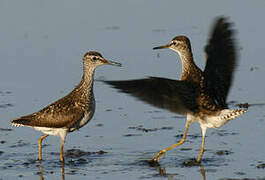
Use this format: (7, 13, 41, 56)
(172, 41, 177, 45)
(92, 56, 98, 61)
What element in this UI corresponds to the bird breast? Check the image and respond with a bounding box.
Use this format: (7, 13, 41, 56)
(69, 96, 95, 132)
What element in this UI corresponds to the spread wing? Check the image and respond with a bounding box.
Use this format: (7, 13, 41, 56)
(103, 77, 199, 114)
(204, 17, 237, 108)
(12, 95, 85, 128)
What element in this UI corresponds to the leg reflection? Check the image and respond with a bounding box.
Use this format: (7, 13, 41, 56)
(147, 160, 207, 179)
(61, 161, 65, 180)
(38, 160, 66, 180)
(38, 161, 44, 180)
(200, 166, 206, 180)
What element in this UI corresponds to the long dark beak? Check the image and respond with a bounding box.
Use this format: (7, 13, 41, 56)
(104, 59, 122, 67)
(153, 43, 171, 50)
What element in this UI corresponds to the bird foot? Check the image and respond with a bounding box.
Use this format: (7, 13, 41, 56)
(148, 150, 166, 163)
(182, 158, 200, 167)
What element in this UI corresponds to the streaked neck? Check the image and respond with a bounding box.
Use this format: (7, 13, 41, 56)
(177, 49, 201, 82)
(76, 62, 96, 95)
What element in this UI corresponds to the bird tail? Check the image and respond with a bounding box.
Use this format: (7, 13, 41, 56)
(12, 118, 29, 127)
(220, 108, 247, 121)
(205, 108, 247, 128)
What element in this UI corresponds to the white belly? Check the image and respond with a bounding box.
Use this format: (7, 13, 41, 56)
(33, 126, 67, 141)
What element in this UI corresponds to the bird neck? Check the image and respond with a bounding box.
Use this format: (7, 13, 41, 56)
(83, 61, 96, 81)
(178, 49, 202, 83)
(75, 62, 96, 98)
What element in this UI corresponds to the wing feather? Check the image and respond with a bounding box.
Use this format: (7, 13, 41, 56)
(104, 77, 200, 114)
(204, 17, 237, 108)
(12, 95, 85, 128)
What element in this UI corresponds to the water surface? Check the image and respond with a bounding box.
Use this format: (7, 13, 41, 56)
(0, 1, 265, 179)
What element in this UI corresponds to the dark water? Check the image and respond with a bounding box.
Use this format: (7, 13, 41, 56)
(1, 1, 265, 179)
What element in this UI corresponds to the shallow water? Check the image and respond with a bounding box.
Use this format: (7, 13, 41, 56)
(1, 1, 265, 179)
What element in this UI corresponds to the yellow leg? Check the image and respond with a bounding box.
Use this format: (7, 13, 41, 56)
(197, 125, 207, 163)
(60, 140, 65, 162)
(38, 134, 49, 161)
(150, 120, 191, 162)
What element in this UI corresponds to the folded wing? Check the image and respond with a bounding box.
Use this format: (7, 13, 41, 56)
(12, 96, 85, 128)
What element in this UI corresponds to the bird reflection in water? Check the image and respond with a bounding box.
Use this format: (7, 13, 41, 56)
(148, 161, 206, 180)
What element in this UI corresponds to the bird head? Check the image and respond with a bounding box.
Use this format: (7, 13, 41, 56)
(83, 51, 121, 68)
(153, 36, 191, 54)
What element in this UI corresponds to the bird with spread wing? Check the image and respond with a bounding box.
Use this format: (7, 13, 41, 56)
(103, 17, 247, 164)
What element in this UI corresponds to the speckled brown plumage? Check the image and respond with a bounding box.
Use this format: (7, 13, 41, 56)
(12, 51, 121, 162)
(12, 77, 93, 129)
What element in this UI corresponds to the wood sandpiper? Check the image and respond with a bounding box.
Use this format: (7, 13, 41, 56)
(12, 51, 121, 162)
(104, 17, 247, 164)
